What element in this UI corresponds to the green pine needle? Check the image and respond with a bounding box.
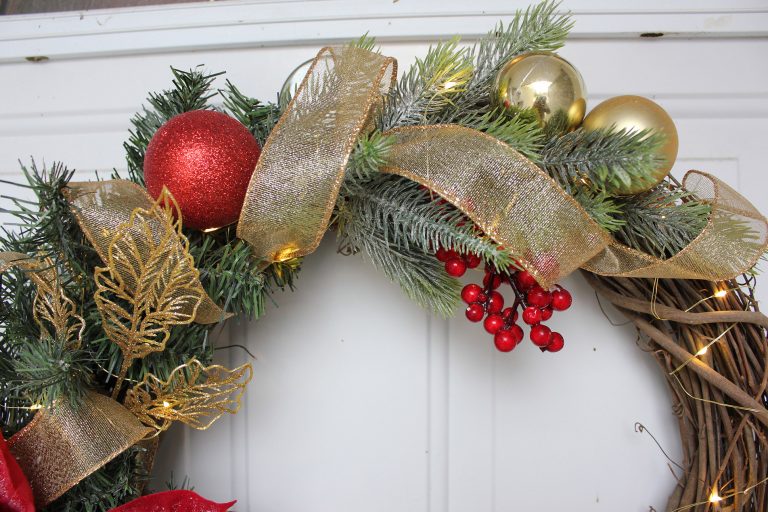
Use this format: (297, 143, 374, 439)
(341, 175, 515, 268)
(572, 187, 625, 233)
(615, 183, 711, 258)
(538, 127, 667, 195)
(449, 108, 544, 159)
(380, 37, 473, 129)
(221, 79, 281, 146)
(123, 67, 222, 185)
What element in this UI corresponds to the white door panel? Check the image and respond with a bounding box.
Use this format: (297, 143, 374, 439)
(1, 2, 766, 511)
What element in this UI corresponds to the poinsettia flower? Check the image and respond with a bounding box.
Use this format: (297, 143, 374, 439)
(0, 433, 35, 512)
(109, 490, 235, 512)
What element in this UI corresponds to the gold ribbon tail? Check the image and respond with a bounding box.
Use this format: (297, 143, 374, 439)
(7, 392, 152, 507)
(237, 46, 397, 262)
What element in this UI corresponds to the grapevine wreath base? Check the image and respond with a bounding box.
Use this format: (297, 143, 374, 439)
(586, 274, 768, 510)
(1, 2, 768, 511)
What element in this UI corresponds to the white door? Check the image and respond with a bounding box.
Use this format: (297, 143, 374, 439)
(1, 2, 766, 511)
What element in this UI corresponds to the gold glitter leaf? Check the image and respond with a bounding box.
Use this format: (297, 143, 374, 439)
(31, 257, 84, 349)
(0, 252, 84, 348)
(94, 189, 204, 398)
(124, 358, 253, 435)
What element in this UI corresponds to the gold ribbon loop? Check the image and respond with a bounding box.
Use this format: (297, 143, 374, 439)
(64, 180, 229, 324)
(8, 392, 152, 507)
(380, 125, 612, 286)
(583, 171, 768, 281)
(236, 46, 767, 287)
(237, 46, 397, 262)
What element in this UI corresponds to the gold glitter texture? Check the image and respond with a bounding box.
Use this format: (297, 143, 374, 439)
(91, 188, 207, 398)
(7, 392, 152, 507)
(64, 180, 229, 324)
(236, 47, 766, 287)
(0, 252, 84, 347)
(237, 46, 397, 262)
(124, 358, 252, 435)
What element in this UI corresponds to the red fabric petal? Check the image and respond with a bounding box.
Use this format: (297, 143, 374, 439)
(109, 490, 236, 512)
(0, 433, 35, 512)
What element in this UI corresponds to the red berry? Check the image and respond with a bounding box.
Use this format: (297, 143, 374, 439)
(445, 258, 467, 277)
(484, 314, 505, 334)
(527, 286, 552, 308)
(551, 288, 572, 311)
(501, 307, 516, 321)
(540, 306, 553, 321)
(530, 324, 552, 347)
(511, 324, 524, 343)
(445, 249, 459, 261)
(465, 253, 482, 269)
(522, 306, 542, 325)
(487, 291, 504, 313)
(465, 303, 485, 322)
(461, 283, 483, 304)
(436, 247, 450, 262)
(546, 332, 565, 352)
(494, 330, 516, 352)
(516, 270, 538, 291)
(477, 292, 488, 303)
(483, 272, 502, 290)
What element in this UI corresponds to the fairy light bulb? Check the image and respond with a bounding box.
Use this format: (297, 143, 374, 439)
(714, 289, 727, 298)
(163, 401, 171, 408)
(696, 346, 708, 356)
(29, 403, 42, 410)
(708, 488, 723, 503)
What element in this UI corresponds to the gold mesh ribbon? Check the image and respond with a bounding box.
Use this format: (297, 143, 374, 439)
(380, 125, 612, 284)
(64, 180, 230, 324)
(7, 392, 152, 507)
(582, 171, 768, 280)
(237, 46, 396, 261)
(236, 47, 767, 287)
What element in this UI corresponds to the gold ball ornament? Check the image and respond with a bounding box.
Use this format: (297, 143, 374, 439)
(582, 95, 679, 195)
(493, 51, 587, 131)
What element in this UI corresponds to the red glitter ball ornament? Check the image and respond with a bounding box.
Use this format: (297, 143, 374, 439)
(144, 110, 261, 230)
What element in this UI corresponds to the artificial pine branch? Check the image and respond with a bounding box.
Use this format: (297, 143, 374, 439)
(123, 67, 222, 186)
(445, 108, 544, 159)
(342, 131, 396, 190)
(221, 80, 281, 147)
(615, 184, 712, 258)
(443, 0, 572, 121)
(379, 37, 473, 130)
(11, 340, 92, 410)
(538, 127, 667, 195)
(571, 187, 625, 233)
(340, 174, 515, 270)
(338, 207, 461, 317)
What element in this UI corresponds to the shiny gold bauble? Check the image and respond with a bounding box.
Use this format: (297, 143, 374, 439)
(493, 52, 586, 131)
(582, 95, 679, 195)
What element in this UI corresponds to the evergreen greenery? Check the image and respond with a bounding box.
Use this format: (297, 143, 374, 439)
(538, 127, 667, 195)
(0, 1, 733, 509)
(1, 66, 300, 510)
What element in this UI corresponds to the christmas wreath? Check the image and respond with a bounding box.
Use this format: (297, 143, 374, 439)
(1, 2, 767, 511)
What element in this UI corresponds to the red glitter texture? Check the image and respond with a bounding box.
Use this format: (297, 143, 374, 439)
(144, 110, 261, 230)
(0, 433, 34, 512)
(108, 490, 235, 512)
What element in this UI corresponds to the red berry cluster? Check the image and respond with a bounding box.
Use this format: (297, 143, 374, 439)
(436, 246, 481, 276)
(438, 248, 572, 353)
